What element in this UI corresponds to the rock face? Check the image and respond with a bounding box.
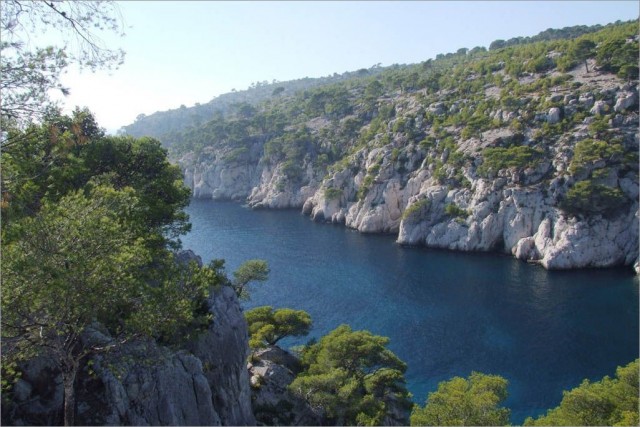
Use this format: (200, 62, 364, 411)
(178, 63, 639, 272)
(248, 346, 321, 426)
(2, 252, 256, 426)
(84, 342, 221, 426)
(180, 145, 321, 209)
(186, 286, 255, 425)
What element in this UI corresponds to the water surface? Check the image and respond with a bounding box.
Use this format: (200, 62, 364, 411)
(182, 199, 639, 423)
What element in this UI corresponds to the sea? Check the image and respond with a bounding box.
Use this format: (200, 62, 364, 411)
(182, 199, 639, 423)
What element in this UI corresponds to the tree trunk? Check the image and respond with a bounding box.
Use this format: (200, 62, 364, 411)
(584, 59, 589, 73)
(62, 367, 77, 426)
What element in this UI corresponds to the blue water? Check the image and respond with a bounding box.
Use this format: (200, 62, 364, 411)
(182, 199, 639, 424)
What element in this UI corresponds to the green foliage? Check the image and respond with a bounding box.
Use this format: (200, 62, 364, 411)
(1, 184, 219, 423)
(305, 85, 352, 119)
(223, 146, 249, 162)
(410, 372, 510, 426)
(568, 139, 624, 175)
(232, 259, 270, 299)
(289, 324, 411, 425)
(1, 111, 191, 248)
(357, 174, 375, 201)
(596, 36, 639, 78)
(569, 39, 596, 72)
(588, 115, 612, 137)
(560, 180, 627, 217)
(402, 199, 431, 222)
(2, 186, 151, 350)
(524, 359, 639, 426)
(444, 203, 469, 219)
(82, 135, 192, 244)
(478, 146, 543, 178)
(324, 187, 343, 200)
(245, 306, 312, 348)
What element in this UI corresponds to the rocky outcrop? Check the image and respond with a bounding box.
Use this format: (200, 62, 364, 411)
(82, 341, 221, 426)
(248, 346, 321, 426)
(180, 147, 322, 209)
(179, 68, 639, 271)
(2, 253, 256, 426)
(181, 149, 261, 201)
(186, 286, 255, 425)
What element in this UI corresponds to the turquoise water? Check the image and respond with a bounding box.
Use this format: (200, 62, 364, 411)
(182, 199, 639, 423)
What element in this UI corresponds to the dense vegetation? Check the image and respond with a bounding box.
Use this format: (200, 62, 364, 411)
(3, 3, 638, 424)
(245, 306, 312, 348)
(246, 308, 639, 426)
(0, 109, 229, 425)
(130, 20, 638, 220)
(410, 372, 510, 426)
(525, 359, 639, 426)
(289, 324, 413, 425)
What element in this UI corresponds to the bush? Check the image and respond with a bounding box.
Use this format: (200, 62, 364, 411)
(281, 159, 303, 180)
(478, 146, 543, 177)
(411, 372, 510, 426)
(444, 203, 468, 219)
(560, 180, 627, 217)
(324, 187, 343, 200)
(357, 174, 375, 201)
(569, 138, 624, 175)
(402, 199, 431, 221)
(525, 359, 638, 426)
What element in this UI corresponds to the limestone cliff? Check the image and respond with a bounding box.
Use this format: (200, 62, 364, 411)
(179, 65, 639, 271)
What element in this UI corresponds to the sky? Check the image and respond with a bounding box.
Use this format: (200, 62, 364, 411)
(41, 1, 639, 133)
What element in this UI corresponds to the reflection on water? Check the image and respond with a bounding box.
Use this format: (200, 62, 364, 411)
(183, 199, 639, 423)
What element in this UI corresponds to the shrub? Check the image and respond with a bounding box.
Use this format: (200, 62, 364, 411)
(478, 146, 543, 177)
(444, 203, 469, 219)
(568, 139, 624, 175)
(357, 174, 375, 201)
(324, 187, 343, 200)
(525, 359, 638, 426)
(560, 180, 627, 217)
(281, 159, 303, 180)
(401, 198, 431, 221)
(411, 372, 510, 426)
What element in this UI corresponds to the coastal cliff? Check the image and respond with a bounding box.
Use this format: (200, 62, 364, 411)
(178, 62, 639, 271)
(120, 22, 640, 272)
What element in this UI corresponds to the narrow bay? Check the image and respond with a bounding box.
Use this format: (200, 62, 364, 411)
(182, 199, 639, 423)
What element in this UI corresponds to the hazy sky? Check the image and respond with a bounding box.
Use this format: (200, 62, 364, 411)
(46, 1, 638, 133)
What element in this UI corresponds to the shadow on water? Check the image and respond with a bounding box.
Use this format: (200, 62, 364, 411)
(183, 199, 639, 424)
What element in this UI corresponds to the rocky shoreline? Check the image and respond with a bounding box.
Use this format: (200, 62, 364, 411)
(178, 63, 639, 273)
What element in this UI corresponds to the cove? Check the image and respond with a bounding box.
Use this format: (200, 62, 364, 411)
(182, 199, 639, 424)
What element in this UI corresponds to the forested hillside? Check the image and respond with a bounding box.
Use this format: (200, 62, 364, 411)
(133, 20, 639, 271)
(120, 22, 623, 141)
(120, 66, 389, 139)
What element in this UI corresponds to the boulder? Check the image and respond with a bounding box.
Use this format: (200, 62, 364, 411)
(590, 100, 609, 115)
(614, 91, 638, 113)
(579, 93, 595, 109)
(547, 107, 562, 124)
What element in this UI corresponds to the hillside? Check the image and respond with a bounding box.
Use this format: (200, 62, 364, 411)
(119, 66, 390, 139)
(132, 20, 639, 270)
(120, 22, 618, 141)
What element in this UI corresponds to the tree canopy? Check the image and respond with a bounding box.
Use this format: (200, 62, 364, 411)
(0, 111, 218, 426)
(245, 306, 312, 348)
(410, 372, 511, 426)
(232, 259, 270, 299)
(524, 359, 639, 426)
(289, 324, 412, 425)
